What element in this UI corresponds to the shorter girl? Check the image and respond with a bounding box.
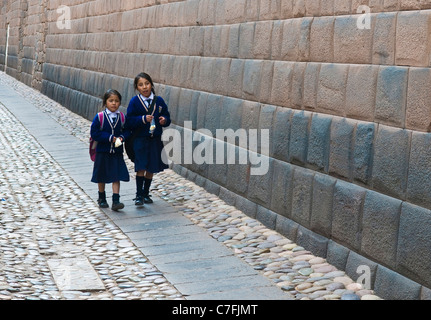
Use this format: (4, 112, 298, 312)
(91, 89, 131, 211)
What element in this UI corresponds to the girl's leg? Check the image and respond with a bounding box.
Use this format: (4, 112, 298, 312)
(135, 171, 146, 205)
(112, 181, 124, 211)
(97, 183, 108, 208)
(112, 181, 120, 194)
(143, 172, 154, 203)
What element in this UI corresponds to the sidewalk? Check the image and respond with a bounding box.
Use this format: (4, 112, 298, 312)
(0, 71, 380, 300)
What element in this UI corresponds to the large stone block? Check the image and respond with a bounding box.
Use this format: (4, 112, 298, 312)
(397, 202, 431, 288)
(226, 146, 250, 196)
(310, 173, 336, 237)
(345, 64, 378, 122)
(221, 96, 243, 132)
(212, 58, 231, 96)
(242, 59, 263, 101)
(374, 265, 422, 300)
(332, 180, 366, 250)
(227, 59, 244, 98)
(310, 16, 334, 62)
(291, 167, 314, 228)
(334, 15, 373, 64)
(272, 107, 292, 162)
(353, 122, 375, 184)
(259, 0, 281, 20)
(209, 26, 228, 57)
(361, 190, 401, 268)
(372, 125, 410, 199)
(329, 117, 355, 179)
(258, 61, 275, 105)
(197, 0, 216, 25)
(270, 61, 293, 108)
(333, 0, 351, 14)
(270, 159, 293, 218)
(290, 62, 306, 109)
(241, 100, 260, 131)
(164, 86, 181, 125)
(258, 104, 276, 154)
(270, 20, 283, 60)
(224, 0, 247, 24)
(307, 113, 332, 172)
(275, 215, 299, 242)
(253, 21, 272, 59)
(345, 251, 378, 285)
(289, 110, 311, 165)
(256, 206, 277, 230)
(317, 63, 349, 116)
(227, 24, 240, 58)
(188, 27, 205, 57)
(407, 133, 431, 208)
(203, 93, 223, 136)
(372, 12, 396, 65)
(406, 67, 431, 132)
(292, 0, 306, 17)
(281, 18, 301, 61)
(303, 62, 320, 110)
(298, 17, 312, 61)
(375, 66, 408, 127)
(176, 88, 193, 126)
(326, 240, 350, 271)
(247, 157, 274, 207)
(238, 22, 255, 59)
(235, 195, 258, 219)
(396, 10, 431, 67)
(207, 139, 228, 186)
(296, 226, 328, 258)
(195, 91, 208, 130)
(197, 57, 214, 93)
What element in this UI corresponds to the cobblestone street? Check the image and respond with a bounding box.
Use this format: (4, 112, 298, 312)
(0, 71, 381, 301)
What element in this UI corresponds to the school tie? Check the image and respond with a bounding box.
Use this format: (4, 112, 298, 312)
(146, 99, 152, 109)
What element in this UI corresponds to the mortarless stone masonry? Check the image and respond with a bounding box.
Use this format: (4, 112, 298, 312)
(1, 0, 431, 300)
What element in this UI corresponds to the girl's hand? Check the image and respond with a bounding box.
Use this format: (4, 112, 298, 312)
(114, 137, 123, 148)
(145, 115, 154, 123)
(159, 116, 166, 125)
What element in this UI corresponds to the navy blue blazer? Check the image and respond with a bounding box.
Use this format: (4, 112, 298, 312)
(90, 111, 131, 154)
(126, 95, 171, 137)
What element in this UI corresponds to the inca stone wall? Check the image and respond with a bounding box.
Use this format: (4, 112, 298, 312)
(1, 0, 431, 300)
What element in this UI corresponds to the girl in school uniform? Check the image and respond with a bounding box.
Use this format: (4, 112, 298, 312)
(91, 89, 131, 211)
(127, 73, 171, 206)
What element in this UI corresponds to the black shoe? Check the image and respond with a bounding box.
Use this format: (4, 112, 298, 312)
(112, 201, 125, 211)
(143, 195, 153, 204)
(98, 199, 109, 208)
(134, 195, 144, 206)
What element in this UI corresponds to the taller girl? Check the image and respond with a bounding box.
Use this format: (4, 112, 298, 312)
(127, 73, 171, 206)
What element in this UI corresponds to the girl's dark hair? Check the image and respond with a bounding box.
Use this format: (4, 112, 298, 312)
(134, 72, 155, 94)
(102, 89, 122, 106)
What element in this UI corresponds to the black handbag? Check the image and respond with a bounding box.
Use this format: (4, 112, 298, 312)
(125, 97, 157, 163)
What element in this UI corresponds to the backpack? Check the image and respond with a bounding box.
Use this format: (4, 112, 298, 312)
(89, 111, 126, 161)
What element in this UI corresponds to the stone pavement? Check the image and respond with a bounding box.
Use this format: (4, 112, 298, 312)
(0, 71, 381, 300)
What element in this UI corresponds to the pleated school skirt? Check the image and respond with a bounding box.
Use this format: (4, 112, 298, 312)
(91, 152, 130, 183)
(134, 136, 169, 174)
